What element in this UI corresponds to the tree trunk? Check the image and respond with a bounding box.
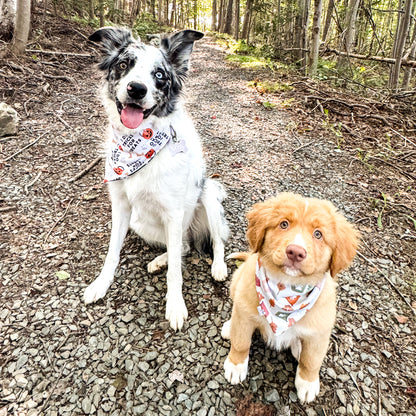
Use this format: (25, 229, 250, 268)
(402, 18, 416, 89)
(337, 0, 361, 71)
(157, 0, 162, 22)
(233, 0, 240, 39)
(99, 0, 104, 26)
(322, 0, 334, 42)
(0, 0, 16, 41)
(193, 0, 197, 29)
(388, 0, 412, 91)
(170, 0, 176, 27)
(241, 0, 253, 40)
(211, 0, 217, 31)
(11, 0, 30, 55)
(88, 0, 95, 20)
(223, 0, 233, 34)
(308, 0, 323, 76)
(293, 0, 310, 66)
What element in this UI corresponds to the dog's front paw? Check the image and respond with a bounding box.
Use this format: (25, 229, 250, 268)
(211, 258, 227, 282)
(224, 355, 248, 384)
(83, 277, 112, 304)
(165, 294, 188, 331)
(221, 320, 231, 339)
(295, 368, 320, 403)
(147, 253, 168, 274)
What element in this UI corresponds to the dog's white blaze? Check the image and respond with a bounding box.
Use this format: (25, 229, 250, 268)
(116, 47, 162, 110)
(291, 233, 307, 250)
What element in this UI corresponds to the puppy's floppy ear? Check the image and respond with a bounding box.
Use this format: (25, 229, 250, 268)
(330, 213, 360, 277)
(89, 27, 135, 69)
(160, 30, 204, 79)
(246, 200, 276, 253)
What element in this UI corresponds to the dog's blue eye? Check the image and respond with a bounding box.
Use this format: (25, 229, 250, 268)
(155, 71, 164, 80)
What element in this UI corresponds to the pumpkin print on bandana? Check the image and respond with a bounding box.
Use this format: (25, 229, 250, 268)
(104, 122, 182, 183)
(255, 259, 327, 336)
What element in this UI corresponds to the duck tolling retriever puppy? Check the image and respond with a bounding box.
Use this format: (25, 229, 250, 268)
(221, 193, 360, 403)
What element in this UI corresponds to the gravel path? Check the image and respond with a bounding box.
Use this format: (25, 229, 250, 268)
(1, 36, 415, 416)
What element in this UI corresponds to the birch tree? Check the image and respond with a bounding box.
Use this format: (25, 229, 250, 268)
(337, 0, 361, 71)
(388, 0, 413, 91)
(0, 0, 16, 41)
(308, 0, 323, 76)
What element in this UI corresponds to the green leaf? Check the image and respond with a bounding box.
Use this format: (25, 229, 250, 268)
(56, 270, 70, 280)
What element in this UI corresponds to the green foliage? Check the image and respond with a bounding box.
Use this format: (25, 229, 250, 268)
(133, 13, 163, 39)
(225, 54, 268, 69)
(262, 101, 276, 109)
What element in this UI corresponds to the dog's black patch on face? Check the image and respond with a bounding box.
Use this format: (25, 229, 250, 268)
(90, 27, 203, 117)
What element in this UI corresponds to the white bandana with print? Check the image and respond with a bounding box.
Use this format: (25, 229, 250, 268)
(104, 121, 187, 182)
(255, 259, 327, 336)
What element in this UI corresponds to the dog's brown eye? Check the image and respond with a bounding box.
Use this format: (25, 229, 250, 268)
(279, 220, 289, 229)
(313, 230, 323, 239)
(118, 62, 127, 70)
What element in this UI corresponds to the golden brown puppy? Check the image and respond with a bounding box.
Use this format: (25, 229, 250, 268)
(221, 193, 359, 403)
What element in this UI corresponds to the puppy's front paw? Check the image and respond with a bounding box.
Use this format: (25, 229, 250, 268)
(165, 294, 188, 331)
(221, 320, 231, 339)
(295, 368, 320, 403)
(83, 277, 112, 304)
(147, 253, 168, 274)
(211, 258, 227, 282)
(224, 355, 248, 384)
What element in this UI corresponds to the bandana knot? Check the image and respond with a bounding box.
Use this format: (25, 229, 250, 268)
(255, 259, 326, 336)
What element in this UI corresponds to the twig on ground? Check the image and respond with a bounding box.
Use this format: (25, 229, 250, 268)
(293, 140, 315, 153)
(43, 199, 73, 243)
(0, 206, 18, 213)
(356, 251, 416, 316)
(44, 74, 76, 84)
(26, 49, 92, 57)
(56, 114, 71, 129)
(0, 136, 18, 143)
(25, 171, 42, 193)
(4, 131, 48, 162)
(68, 156, 102, 183)
(390, 128, 416, 148)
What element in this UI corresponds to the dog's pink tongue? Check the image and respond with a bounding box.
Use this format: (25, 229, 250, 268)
(120, 105, 144, 129)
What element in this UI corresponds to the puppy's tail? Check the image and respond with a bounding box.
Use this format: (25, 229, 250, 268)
(226, 252, 250, 262)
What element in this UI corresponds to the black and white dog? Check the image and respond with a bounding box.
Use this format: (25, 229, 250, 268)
(84, 27, 229, 330)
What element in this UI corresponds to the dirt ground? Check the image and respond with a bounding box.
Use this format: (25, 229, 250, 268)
(1, 15, 415, 416)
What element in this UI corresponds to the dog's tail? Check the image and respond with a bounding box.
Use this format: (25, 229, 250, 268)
(190, 178, 229, 257)
(226, 252, 250, 261)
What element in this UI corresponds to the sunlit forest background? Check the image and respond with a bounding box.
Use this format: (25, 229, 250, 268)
(1, 0, 416, 94)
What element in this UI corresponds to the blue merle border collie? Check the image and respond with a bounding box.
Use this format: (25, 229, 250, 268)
(83, 27, 229, 330)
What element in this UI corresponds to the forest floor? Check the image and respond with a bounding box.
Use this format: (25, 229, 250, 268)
(1, 15, 415, 416)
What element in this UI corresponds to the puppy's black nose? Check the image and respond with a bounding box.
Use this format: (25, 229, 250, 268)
(286, 244, 307, 263)
(127, 82, 147, 99)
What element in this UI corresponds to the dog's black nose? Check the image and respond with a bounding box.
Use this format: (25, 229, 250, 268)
(127, 82, 147, 99)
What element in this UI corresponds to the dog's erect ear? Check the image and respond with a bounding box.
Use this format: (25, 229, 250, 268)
(246, 200, 277, 253)
(89, 27, 135, 55)
(160, 30, 204, 78)
(330, 213, 360, 277)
